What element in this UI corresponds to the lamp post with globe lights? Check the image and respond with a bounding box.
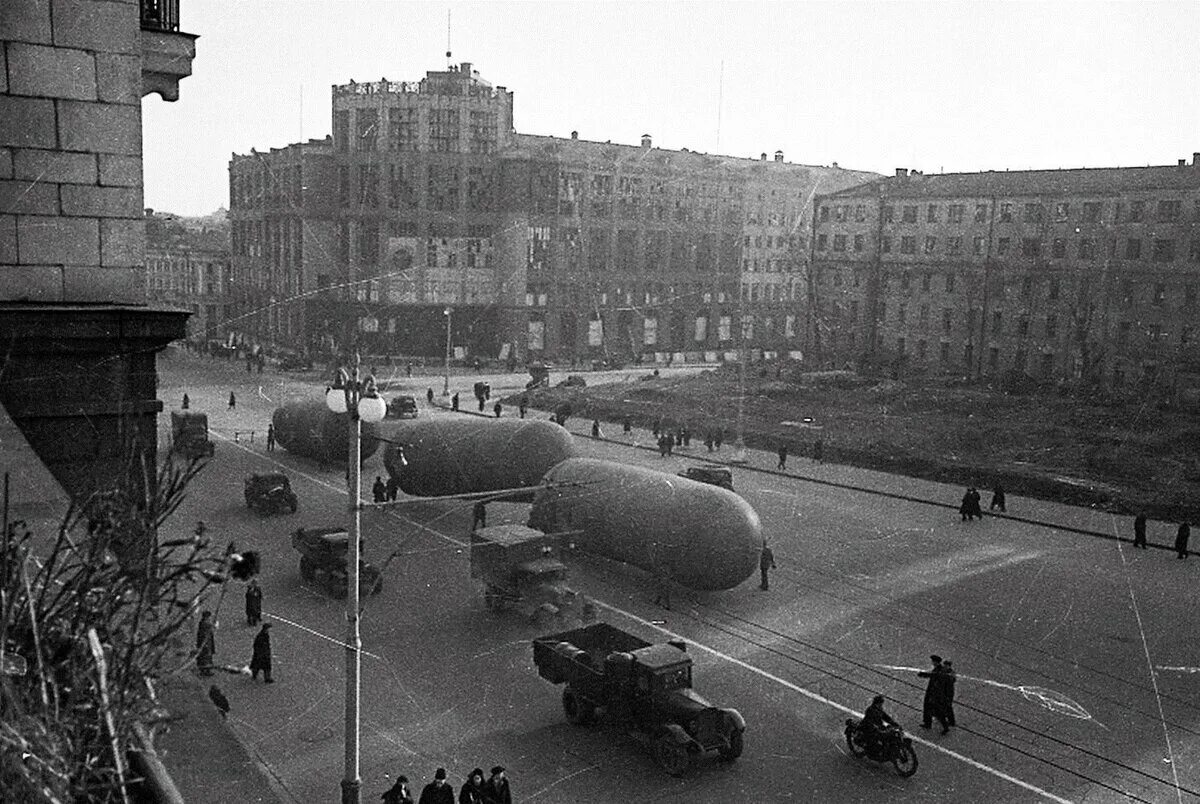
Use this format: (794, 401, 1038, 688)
(442, 306, 453, 396)
(324, 360, 387, 804)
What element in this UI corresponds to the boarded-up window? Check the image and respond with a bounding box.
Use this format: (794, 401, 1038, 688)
(527, 320, 545, 351)
(588, 318, 604, 346)
(644, 317, 658, 345)
(694, 316, 708, 342)
(718, 315, 732, 341)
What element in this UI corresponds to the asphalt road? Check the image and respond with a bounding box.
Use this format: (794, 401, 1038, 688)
(157, 352, 1200, 803)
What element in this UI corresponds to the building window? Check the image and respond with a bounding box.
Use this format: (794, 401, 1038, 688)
(881, 236, 892, 253)
(1051, 238, 1067, 258)
(1021, 238, 1041, 257)
(356, 108, 378, 151)
(1048, 278, 1060, 300)
(902, 205, 917, 223)
(853, 234, 865, 252)
(834, 205, 847, 222)
(849, 300, 859, 322)
(922, 273, 931, 292)
(1082, 201, 1101, 222)
(816, 234, 828, 251)
(1128, 200, 1144, 222)
(927, 204, 939, 223)
(947, 236, 962, 255)
(1078, 238, 1095, 259)
(882, 205, 894, 223)
(1013, 348, 1027, 372)
(942, 308, 953, 333)
(897, 337, 907, 355)
(832, 234, 847, 252)
(924, 236, 937, 254)
(855, 205, 867, 222)
(974, 203, 989, 222)
(1153, 282, 1166, 306)
(898, 304, 907, 325)
(997, 237, 1011, 255)
(1190, 240, 1200, 262)
(948, 204, 964, 223)
(1021, 276, 1033, 298)
(900, 272, 911, 291)
(1024, 203, 1044, 223)
(917, 339, 927, 360)
(1046, 314, 1057, 338)
(900, 236, 916, 254)
(1158, 200, 1182, 221)
(940, 341, 950, 363)
(919, 303, 929, 326)
(1186, 284, 1197, 309)
(819, 206, 830, 221)
(1125, 238, 1142, 260)
(1040, 353, 1054, 376)
(1054, 201, 1070, 220)
(992, 311, 1003, 334)
(1017, 315, 1029, 335)
(945, 272, 955, 293)
(973, 236, 985, 255)
(988, 347, 999, 372)
(999, 203, 1013, 222)
(1152, 239, 1176, 262)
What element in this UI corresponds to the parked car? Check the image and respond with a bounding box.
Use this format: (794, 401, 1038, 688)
(244, 472, 298, 515)
(386, 395, 419, 419)
(291, 526, 383, 598)
(677, 465, 734, 491)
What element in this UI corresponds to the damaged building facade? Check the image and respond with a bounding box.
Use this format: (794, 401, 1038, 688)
(228, 63, 876, 363)
(809, 160, 1200, 392)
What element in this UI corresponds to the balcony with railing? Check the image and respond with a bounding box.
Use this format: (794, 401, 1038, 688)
(140, 0, 197, 102)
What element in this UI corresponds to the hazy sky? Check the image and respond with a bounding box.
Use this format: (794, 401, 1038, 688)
(142, 1, 1200, 216)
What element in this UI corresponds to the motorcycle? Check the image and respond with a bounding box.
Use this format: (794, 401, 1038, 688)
(844, 718, 918, 777)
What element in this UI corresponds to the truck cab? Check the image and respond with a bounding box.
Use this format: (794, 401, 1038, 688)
(471, 525, 576, 618)
(170, 411, 214, 459)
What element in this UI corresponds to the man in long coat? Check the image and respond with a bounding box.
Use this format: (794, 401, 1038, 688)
(759, 542, 776, 591)
(1177, 521, 1191, 559)
(1133, 513, 1148, 549)
(195, 610, 215, 676)
(250, 623, 274, 682)
(245, 579, 263, 627)
(918, 655, 944, 729)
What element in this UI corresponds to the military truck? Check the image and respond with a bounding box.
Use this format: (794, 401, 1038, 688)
(470, 525, 576, 619)
(170, 411, 214, 459)
(532, 622, 746, 775)
(291, 526, 382, 599)
(244, 472, 298, 515)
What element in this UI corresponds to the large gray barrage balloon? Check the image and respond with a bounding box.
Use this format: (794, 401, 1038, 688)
(271, 401, 382, 464)
(530, 458, 761, 591)
(382, 418, 578, 497)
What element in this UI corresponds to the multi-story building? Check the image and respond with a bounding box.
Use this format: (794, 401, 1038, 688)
(1, 0, 195, 508)
(229, 63, 877, 363)
(810, 159, 1200, 392)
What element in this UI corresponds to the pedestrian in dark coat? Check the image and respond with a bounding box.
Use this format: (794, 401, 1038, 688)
(451, 393, 459, 411)
(591, 419, 600, 438)
(1176, 522, 1190, 559)
(777, 444, 788, 470)
(813, 438, 823, 463)
(427, 387, 434, 404)
(714, 429, 724, 450)
(478, 395, 486, 413)
(1133, 513, 1148, 549)
(989, 485, 1006, 512)
(759, 542, 776, 591)
(968, 487, 982, 519)
(382, 775, 413, 804)
(518, 397, 527, 419)
(623, 415, 631, 434)
(472, 501, 487, 531)
(493, 401, 502, 418)
(195, 610, 215, 676)
(182, 393, 190, 410)
(228, 392, 237, 409)
(386, 475, 400, 502)
(483, 767, 511, 804)
(266, 423, 276, 451)
(918, 654, 943, 728)
(418, 768, 453, 804)
(459, 769, 486, 804)
(941, 660, 957, 729)
(959, 490, 974, 522)
(245, 579, 263, 627)
(250, 623, 273, 682)
(372, 476, 387, 503)
(665, 432, 674, 456)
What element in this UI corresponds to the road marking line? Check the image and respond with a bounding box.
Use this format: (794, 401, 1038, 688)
(593, 599, 1073, 804)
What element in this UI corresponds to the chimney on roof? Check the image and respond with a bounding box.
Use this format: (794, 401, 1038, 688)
(774, 150, 784, 162)
(641, 134, 652, 149)
(895, 168, 908, 177)
(571, 131, 578, 140)
(760, 153, 767, 161)
(461, 62, 472, 75)
(1194, 152, 1200, 166)
(1180, 159, 1187, 166)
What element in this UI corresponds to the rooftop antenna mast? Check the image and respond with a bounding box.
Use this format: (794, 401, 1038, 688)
(446, 9, 452, 66)
(715, 60, 724, 152)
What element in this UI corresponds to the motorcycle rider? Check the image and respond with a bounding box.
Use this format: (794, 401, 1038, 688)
(860, 694, 900, 756)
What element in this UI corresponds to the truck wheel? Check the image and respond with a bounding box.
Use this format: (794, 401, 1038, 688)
(718, 729, 744, 760)
(653, 733, 693, 777)
(299, 556, 315, 581)
(562, 687, 593, 725)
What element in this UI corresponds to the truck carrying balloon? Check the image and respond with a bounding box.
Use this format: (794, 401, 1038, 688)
(271, 401, 382, 464)
(382, 418, 578, 497)
(529, 458, 761, 591)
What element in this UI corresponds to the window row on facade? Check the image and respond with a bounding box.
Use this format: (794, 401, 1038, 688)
(818, 231, 1200, 262)
(820, 198, 1200, 225)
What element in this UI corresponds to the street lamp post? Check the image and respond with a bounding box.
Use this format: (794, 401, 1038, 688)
(442, 306, 453, 396)
(325, 359, 386, 804)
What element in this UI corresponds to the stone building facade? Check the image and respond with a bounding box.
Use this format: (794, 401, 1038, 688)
(809, 160, 1200, 392)
(229, 63, 877, 364)
(0, 0, 195, 506)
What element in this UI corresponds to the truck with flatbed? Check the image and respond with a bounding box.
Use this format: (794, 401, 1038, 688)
(471, 524, 577, 620)
(532, 622, 745, 775)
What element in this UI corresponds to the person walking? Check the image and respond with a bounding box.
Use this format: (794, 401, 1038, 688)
(386, 475, 400, 502)
(968, 487, 982, 519)
(483, 767, 511, 804)
(777, 444, 788, 470)
(451, 393, 459, 412)
(372, 476, 387, 504)
(591, 419, 601, 438)
(249, 623, 274, 682)
(989, 484, 1006, 512)
(918, 655, 943, 729)
(418, 768, 454, 804)
(493, 401, 502, 418)
(1133, 513, 1148, 549)
(518, 397, 528, 419)
(228, 391, 237, 410)
(182, 392, 190, 410)
(1176, 521, 1191, 559)
(472, 501, 487, 531)
(245, 579, 263, 627)
(195, 611, 216, 676)
(714, 428, 724, 450)
(940, 660, 958, 731)
(959, 489, 974, 522)
(266, 423, 276, 452)
(813, 438, 823, 463)
(623, 415, 631, 434)
(459, 769, 486, 804)
(381, 775, 413, 804)
(759, 541, 776, 591)
(427, 387, 434, 404)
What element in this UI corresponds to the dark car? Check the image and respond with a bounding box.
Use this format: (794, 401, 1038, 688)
(291, 526, 383, 598)
(386, 395, 419, 419)
(244, 472, 298, 515)
(678, 465, 734, 491)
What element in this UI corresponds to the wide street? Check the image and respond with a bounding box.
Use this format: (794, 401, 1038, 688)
(155, 350, 1200, 803)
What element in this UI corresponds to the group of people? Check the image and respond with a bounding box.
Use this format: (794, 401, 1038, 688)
(917, 654, 957, 734)
(194, 579, 275, 683)
(381, 766, 511, 804)
(958, 485, 1005, 520)
(372, 475, 401, 503)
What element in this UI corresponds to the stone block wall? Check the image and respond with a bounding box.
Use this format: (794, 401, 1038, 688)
(0, 0, 146, 303)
